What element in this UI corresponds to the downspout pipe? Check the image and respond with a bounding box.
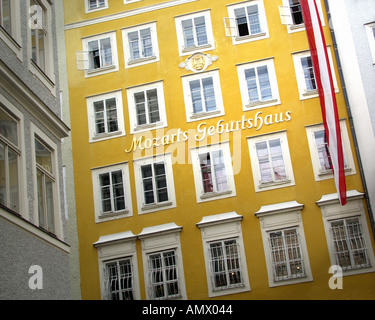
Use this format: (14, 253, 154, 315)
(323, 0, 375, 238)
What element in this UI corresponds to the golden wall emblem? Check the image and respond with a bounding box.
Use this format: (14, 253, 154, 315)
(179, 52, 218, 73)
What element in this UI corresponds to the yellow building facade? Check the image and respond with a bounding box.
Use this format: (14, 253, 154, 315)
(64, 0, 375, 300)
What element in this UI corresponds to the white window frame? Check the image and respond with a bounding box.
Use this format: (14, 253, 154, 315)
(81, 31, 119, 77)
(247, 131, 295, 192)
(305, 120, 356, 181)
(0, 98, 25, 216)
(122, 22, 159, 69)
(126, 81, 167, 134)
(94, 231, 141, 300)
(292, 48, 338, 100)
(317, 190, 375, 276)
(225, 0, 269, 45)
(182, 70, 225, 123)
(28, 0, 56, 95)
(124, 0, 142, 4)
(175, 10, 215, 56)
(255, 201, 313, 287)
(91, 162, 132, 223)
(237, 58, 280, 111)
(365, 22, 375, 66)
(85, 0, 108, 13)
(86, 90, 125, 143)
(190, 142, 236, 203)
(30, 123, 63, 239)
(197, 212, 250, 297)
(0, 0, 22, 60)
(138, 223, 187, 300)
(280, 0, 325, 33)
(133, 153, 176, 214)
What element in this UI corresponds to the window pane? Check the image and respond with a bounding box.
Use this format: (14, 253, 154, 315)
(37, 170, 45, 229)
(269, 139, 286, 181)
(163, 251, 179, 297)
(210, 242, 227, 289)
(0, 108, 18, 147)
(289, 0, 303, 25)
(105, 98, 118, 133)
(147, 89, 160, 123)
(35, 139, 52, 174)
(182, 19, 194, 48)
(1, 0, 11, 34)
(88, 40, 100, 69)
(111, 170, 125, 211)
(301, 57, 316, 91)
(199, 153, 213, 193)
(8, 148, 19, 213)
(314, 130, 332, 171)
(0, 143, 5, 207)
(224, 240, 242, 285)
(212, 150, 228, 192)
(45, 176, 55, 233)
(256, 141, 272, 183)
(247, 5, 261, 34)
(94, 101, 105, 134)
(190, 80, 203, 113)
(135, 92, 146, 125)
(142, 165, 154, 204)
(149, 254, 165, 299)
(245, 68, 259, 102)
(257, 66, 272, 100)
(154, 163, 168, 203)
(100, 38, 112, 67)
(202, 77, 216, 112)
(140, 28, 152, 57)
(128, 31, 140, 60)
(234, 7, 249, 37)
(99, 173, 112, 213)
(194, 16, 208, 46)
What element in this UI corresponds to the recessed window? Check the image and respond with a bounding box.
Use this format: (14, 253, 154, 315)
(247, 131, 295, 192)
(225, 1, 269, 44)
(175, 10, 214, 56)
(126, 81, 167, 134)
(85, 0, 108, 13)
(91, 162, 132, 223)
(87, 90, 125, 142)
(81, 32, 118, 77)
(182, 70, 225, 122)
(0, 105, 20, 213)
(122, 22, 159, 68)
(133, 154, 176, 214)
(191, 142, 236, 203)
(237, 58, 280, 110)
(305, 120, 356, 181)
(292, 49, 338, 100)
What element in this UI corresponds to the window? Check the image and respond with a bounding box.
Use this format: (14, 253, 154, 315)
(85, 0, 108, 13)
(317, 190, 375, 276)
(133, 154, 176, 214)
(0, 0, 21, 59)
(91, 162, 132, 222)
(35, 137, 55, 233)
(280, 0, 324, 33)
(191, 142, 236, 203)
(94, 231, 141, 300)
(148, 250, 180, 300)
(175, 11, 214, 56)
(197, 212, 250, 297)
(305, 120, 356, 181)
(247, 131, 295, 192)
(237, 59, 280, 110)
(268, 228, 305, 281)
(209, 239, 243, 290)
(86, 91, 125, 142)
(30, 0, 49, 74)
(0, 106, 20, 213)
(255, 201, 313, 287)
(182, 70, 225, 122)
(139, 223, 187, 300)
(365, 22, 375, 65)
(126, 81, 167, 134)
(225, 1, 269, 44)
(293, 49, 338, 100)
(122, 22, 159, 68)
(0, 0, 11, 34)
(81, 32, 118, 77)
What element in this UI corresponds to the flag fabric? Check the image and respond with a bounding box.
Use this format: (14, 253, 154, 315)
(299, 0, 347, 205)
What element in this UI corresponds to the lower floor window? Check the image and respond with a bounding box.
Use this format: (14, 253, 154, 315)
(268, 228, 305, 281)
(148, 250, 180, 300)
(105, 258, 134, 300)
(209, 239, 243, 290)
(330, 217, 370, 271)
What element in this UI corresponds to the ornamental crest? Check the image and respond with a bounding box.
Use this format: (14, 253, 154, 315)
(179, 52, 218, 73)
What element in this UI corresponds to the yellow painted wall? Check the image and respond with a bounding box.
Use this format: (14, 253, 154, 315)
(64, 0, 375, 299)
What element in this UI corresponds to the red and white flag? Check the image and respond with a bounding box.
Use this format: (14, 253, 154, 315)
(300, 0, 346, 205)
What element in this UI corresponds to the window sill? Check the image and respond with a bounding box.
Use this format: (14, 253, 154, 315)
(141, 200, 172, 212)
(134, 121, 163, 132)
(92, 130, 123, 141)
(258, 179, 291, 189)
(86, 64, 116, 74)
(128, 55, 157, 66)
(318, 167, 352, 177)
(302, 89, 318, 97)
(246, 98, 278, 109)
(235, 31, 266, 42)
(98, 209, 130, 220)
(290, 23, 305, 31)
(182, 43, 212, 54)
(200, 190, 232, 200)
(190, 109, 221, 120)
